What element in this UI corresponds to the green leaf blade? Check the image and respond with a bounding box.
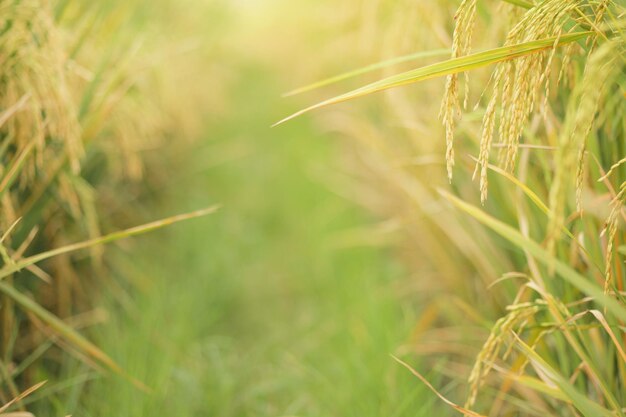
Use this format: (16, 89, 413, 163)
(274, 31, 592, 126)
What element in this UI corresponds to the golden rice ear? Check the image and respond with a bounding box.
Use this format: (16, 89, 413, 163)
(464, 304, 540, 411)
(445, 0, 589, 200)
(496, 2, 580, 174)
(603, 182, 625, 295)
(0, 1, 82, 175)
(546, 40, 621, 259)
(477, 89, 500, 204)
(439, 0, 478, 182)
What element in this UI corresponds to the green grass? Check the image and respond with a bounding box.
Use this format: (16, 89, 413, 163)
(37, 63, 447, 416)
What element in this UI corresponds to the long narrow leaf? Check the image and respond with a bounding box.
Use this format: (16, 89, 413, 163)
(392, 355, 486, 417)
(0, 282, 119, 372)
(477, 157, 603, 273)
(0, 206, 220, 280)
(512, 333, 614, 417)
(439, 190, 626, 322)
(0, 380, 46, 413)
(0, 142, 35, 201)
(0, 282, 149, 392)
(501, 0, 534, 8)
(0, 207, 219, 389)
(274, 31, 591, 126)
(471, 157, 550, 214)
(283, 49, 450, 96)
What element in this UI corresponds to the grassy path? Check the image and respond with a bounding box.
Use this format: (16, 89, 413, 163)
(72, 49, 444, 417)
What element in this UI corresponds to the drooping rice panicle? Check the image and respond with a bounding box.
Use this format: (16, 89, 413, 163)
(464, 304, 540, 411)
(603, 181, 625, 294)
(440, 0, 477, 181)
(546, 40, 621, 256)
(0, 0, 82, 175)
(465, 0, 590, 201)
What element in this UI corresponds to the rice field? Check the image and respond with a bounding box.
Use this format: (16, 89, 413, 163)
(0, 0, 625, 416)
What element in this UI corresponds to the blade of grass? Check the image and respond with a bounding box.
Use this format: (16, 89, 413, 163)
(473, 156, 604, 274)
(0, 142, 35, 201)
(438, 190, 626, 322)
(499, 373, 569, 402)
(587, 310, 626, 364)
(501, 0, 534, 8)
(470, 156, 549, 214)
(392, 355, 487, 417)
(0, 95, 30, 130)
(274, 31, 592, 126)
(0, 282, 148, 392)
(0, 206, 220, 280)
(283, 49, 450, 96)
(512, 333, 614, 417)
(0, 360, 22, 411)
(0, 207, 219, 390)
(0, 381, 46, 413)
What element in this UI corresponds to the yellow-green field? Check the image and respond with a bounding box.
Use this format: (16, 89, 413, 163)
(0, 1, 625, 416)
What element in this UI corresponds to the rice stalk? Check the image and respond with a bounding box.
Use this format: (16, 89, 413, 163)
(0, 0, 224, 404)
(440, 190, 626, 321)
(546, 40, 623, 259)
(303, 0, 626, 415)
(602, 181, 625, 294)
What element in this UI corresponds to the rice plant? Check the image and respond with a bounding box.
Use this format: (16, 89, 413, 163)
(0, 0, 216, 411)
(280, 0, 625, 415)
(1, 0, 625, 415)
